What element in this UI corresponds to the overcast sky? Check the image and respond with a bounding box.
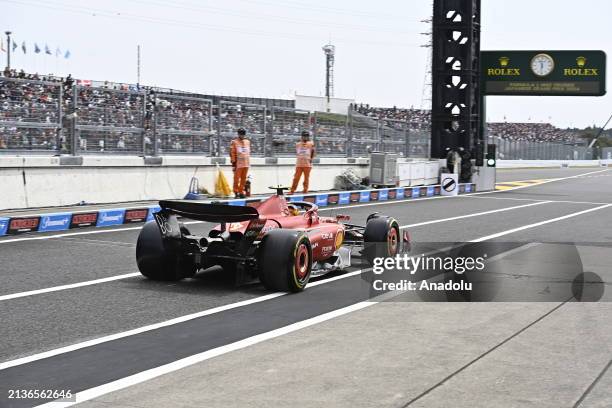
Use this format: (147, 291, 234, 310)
(1, 0, 610, 128)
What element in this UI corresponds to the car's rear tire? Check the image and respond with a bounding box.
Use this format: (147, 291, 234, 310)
(363, 216, 401, 265)
(136, 221, 196, 281)
(258, 229, 312, 292)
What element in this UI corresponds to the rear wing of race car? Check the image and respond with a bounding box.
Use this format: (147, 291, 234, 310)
(154, 200, 259, 240)
(159, 200, 259, 222)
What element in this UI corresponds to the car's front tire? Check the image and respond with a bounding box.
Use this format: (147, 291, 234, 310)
(363, 216, 401, 265)
(257, 229, 312, 292)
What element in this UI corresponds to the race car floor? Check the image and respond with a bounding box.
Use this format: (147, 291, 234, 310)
(0, 167, 611, 408)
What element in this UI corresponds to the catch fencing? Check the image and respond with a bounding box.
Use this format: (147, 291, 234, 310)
(0, 77, 595, 160)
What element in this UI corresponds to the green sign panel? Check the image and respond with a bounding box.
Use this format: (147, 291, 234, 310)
(481, 50, 606, 96)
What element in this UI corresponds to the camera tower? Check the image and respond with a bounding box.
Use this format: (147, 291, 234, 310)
(322, 43, 335, 113)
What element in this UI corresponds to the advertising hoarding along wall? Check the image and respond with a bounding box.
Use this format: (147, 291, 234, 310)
(481, 50, 606, 96)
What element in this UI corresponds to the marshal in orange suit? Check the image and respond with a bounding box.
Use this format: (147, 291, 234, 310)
(290, 131, 316, 194)
(230, 128, 251, 198)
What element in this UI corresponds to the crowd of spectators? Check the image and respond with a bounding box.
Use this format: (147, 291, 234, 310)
(352, 102, 581, 144)
(352, 103, 431, 131)
(486, 122, 579, 143)
(0, 70, 584, 154)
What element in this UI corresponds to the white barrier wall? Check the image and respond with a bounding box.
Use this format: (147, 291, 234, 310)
(0, 156, 369, 210)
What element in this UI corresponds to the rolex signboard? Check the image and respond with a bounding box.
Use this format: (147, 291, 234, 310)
(481, 50, 606, 96)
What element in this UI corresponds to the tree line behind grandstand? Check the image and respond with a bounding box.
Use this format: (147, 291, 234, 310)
(0, 68, 608, 157)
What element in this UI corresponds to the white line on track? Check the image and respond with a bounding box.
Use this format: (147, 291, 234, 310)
(1, 168, 607, 245)
(399, 201, 550, 228)
(0, 273, 141, 302)
(462, 195, 611, 206)
(35, 301, 375, 408)
(470, 203, 612, 242)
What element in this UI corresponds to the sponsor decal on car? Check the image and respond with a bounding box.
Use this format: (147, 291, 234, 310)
(39, 213, 72, 232)
(96, 209, 126, 227)
(0, 217, 10, 236)
(320, 232, 334, 240)
(124, 209, 149, 223)
(229, 222, 244, 231)
(7, 216, 40, 234)
(321, 245, 333, 255)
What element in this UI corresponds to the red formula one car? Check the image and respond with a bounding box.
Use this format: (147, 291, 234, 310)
(136, 187, 409, 292)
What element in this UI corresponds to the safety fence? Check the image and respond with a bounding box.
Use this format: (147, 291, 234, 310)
(0, 77, 591, 159)
(492, 136, 594, 160)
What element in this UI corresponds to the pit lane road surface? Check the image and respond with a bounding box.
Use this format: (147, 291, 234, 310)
(0, 167, 611, 408)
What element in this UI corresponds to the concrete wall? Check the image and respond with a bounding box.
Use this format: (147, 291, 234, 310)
(0, 156, 369, 210)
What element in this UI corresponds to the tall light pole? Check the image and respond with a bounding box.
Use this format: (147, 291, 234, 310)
(322, 43, 335, 113)
(5, 31, 12, 71)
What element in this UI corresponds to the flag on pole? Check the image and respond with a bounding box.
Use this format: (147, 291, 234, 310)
(12, 40, 17, 52)
(34, 43, 41, 53)
(45, 44, 52, 55)
(55, 47, 61, 57)
(0, 38, 5, 53)
(64, 50, 71, 59)
(21, 41, 26, 54)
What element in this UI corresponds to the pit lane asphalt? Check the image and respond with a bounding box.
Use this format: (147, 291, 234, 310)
(0, 167, 610, 407)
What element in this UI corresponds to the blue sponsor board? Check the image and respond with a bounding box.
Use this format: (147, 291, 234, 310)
(339, 192, 350, 205)
(411, 188, 420, 198)
(426, 186, 435, 197)
(229, 199, 246, 206)
(146, 205, 161, 222)
(0, 217, 9, 236)
(395, 188, 404, 199)
(96, 209, 126, 227)
(316, 194, 329, 207)
(465, 184, 472, 193)
(359, 191, 371, 202)
(378, 189, 389, 201)
(289, 195, 304, 202)
(39, 212, 72, 232)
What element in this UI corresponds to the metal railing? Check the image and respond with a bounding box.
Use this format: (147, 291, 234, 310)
(0, 77, 594, 159)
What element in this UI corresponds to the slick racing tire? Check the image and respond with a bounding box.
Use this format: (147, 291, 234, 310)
(136, 221, 196, 281)
(363, 216, 401, 265)
(258, 229, 312, 292)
